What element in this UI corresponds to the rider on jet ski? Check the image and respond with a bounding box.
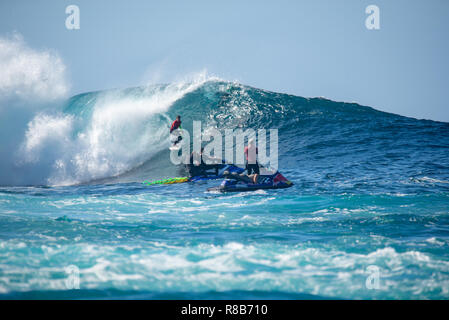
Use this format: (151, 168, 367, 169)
(222, 138, 260, 184)
(244, 138, 259, 184)
(186, 147, 221, 177)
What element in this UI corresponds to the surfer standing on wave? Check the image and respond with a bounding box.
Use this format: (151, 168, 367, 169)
(170, 115, 182, 145)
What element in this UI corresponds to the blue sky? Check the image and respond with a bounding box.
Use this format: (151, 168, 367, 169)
(0, 0, 448, 121)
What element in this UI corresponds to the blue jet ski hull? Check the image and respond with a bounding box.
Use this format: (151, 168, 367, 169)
(188, 164, 245, 182)
(208, 172, 293, 192)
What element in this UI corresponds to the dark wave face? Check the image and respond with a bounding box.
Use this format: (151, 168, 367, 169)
(168, 81, 449, 195)
(0, 79, 448, 299)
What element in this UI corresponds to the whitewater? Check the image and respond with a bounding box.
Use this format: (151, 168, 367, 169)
(0, 78, 449, 299)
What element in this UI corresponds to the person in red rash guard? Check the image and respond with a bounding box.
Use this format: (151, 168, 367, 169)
(170, 115, 182, 145)
(170, 115, 182, 133)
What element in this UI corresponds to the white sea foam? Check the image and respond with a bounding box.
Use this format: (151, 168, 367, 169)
(416, 176, 449, 184)
(0, 33, 68, 102)
(19, 73, 213, 185)
(0, 240, 448, 299)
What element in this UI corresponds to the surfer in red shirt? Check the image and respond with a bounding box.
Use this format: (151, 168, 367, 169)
(170, 115, 181, 133)
(170, 115, 182, 145)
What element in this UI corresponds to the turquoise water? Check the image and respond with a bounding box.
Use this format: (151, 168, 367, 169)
(1, 80, 449, 299)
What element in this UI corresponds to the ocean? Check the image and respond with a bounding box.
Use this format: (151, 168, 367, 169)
(0, 79, 448, 299)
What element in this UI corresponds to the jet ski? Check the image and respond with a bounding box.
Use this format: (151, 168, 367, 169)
(208, 170, 293, 192)
(143, 163, 244, 186)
